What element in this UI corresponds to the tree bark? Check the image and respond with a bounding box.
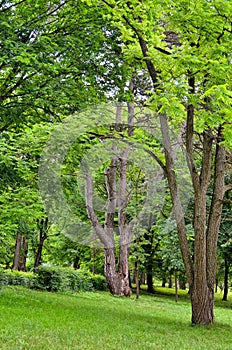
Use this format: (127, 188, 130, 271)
(168, 274, 173, 288)
(134, 260, 140, 300)
(104, 246, 131, 296)
(34, 218, 49, 271)
(174, 270, 178, 302)
(162, 277, 166, 287)
(146, 266, 154, 293)
(85, 104, 134, 297)
(13, 234, 28, 271)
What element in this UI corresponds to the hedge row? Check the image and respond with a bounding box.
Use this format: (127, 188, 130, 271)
(0, 266, 107, 293)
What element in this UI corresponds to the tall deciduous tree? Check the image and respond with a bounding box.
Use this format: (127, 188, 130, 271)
(84, 105, 135, 296)
(90, 0, 232, 324)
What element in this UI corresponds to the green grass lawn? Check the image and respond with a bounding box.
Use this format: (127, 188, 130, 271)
(0, 286, 231, 350)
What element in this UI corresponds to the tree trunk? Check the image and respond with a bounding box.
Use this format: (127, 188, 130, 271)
(13, 234, 28, 271)
(13, 234, 21, 270)
(146, 267, 154, 293)
(190, 287, 214, 324)
(135, 260, 140, 300)
(34, 243, 43, 271)
(85, 104, 134, 297)
(162, 276, 166, 287)
(179, 279, 186, 290)
(34, 218, 49, 272)
(129, 19, 228, 325)
(104, 246, 131, 296)
(174, 270, 178, 302)
(168, 274, 173, 288)
(215, 277, 218, 293)
(222, 257, 229, 301)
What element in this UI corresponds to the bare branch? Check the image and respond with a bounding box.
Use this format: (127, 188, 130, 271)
(85, 172, 108, 246)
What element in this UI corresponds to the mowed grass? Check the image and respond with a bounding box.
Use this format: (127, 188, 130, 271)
(0, 286, 231, 350)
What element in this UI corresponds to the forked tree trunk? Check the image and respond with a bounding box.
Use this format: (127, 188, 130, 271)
(85, 104, 134, 297)
(104, 246, 131, 296)
(159, 111, 225, 324)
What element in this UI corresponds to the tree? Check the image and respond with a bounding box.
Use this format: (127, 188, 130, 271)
(1, 0, 129, 270)
(0, 0, 126, 132)
(0, 124, 50, 270)
(87, 0, 232, 324)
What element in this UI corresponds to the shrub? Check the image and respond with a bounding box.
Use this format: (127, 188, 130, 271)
(90, 274, 107, 291)
(35, 266, 70, 292)
(0, 269, 36, 288)
(35, 265, 107, 293)
(0, 266, 107, 293)
(65, 269, 94, 292)
(0, 269, 8, 287)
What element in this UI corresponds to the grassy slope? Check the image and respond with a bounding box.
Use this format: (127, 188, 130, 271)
(0, 286, 231, 350)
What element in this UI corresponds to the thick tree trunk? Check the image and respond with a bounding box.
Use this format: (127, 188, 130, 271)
(13, 234, 21, 270)
(134, 24, 227, 325)
(222, 258, 229, 301)
(13, 234, 28, 271)
(104, 246, 131, 296)
(191, 287, 214, 324)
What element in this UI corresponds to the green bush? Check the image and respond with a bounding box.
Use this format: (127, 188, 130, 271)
(65, 269, 94, 292)
(90, 273, 107, 291)
(0, 266, 107, 293)
(0, 269, 8, 287)
(35, 265, 107, 293)
(35, 266, 70, 292)
(0, 269, 36, 288)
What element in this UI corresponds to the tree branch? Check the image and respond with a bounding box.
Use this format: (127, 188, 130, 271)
(85, 172, 108, 247)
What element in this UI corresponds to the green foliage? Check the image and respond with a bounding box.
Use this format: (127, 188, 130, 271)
(35, 265, 107, 292)
(90, 273, 107, 291)
(0, 0, 128, 131)
(0, 266, 107, 293)
(0, 269, 36, 288)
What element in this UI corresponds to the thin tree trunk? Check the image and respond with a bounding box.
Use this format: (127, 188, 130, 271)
(146, 267, 154, 293)
(215, 278, 218, 293)
(168, 273, 172, 288)
(222, 257, 229, 301)
(162, 277, 166, 288)
(34, 218, 49, 272)
(174, 270, 178, 302)
(34, 243, 43, 271)
(135, 260, 140, 300)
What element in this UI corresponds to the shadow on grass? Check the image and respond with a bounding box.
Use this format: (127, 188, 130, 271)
(134, 285, 232, 310)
